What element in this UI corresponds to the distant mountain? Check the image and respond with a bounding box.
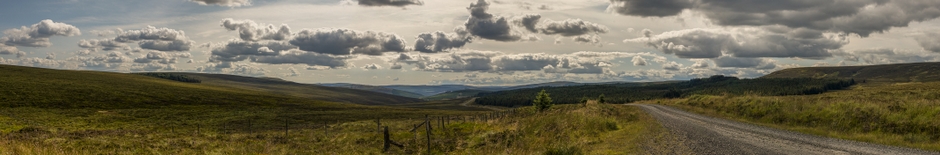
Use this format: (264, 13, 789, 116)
(379, 85, 486, 97)
(422, 89, 492, 100)
(761, 62, 940, 82)
(317, 83, 424, 98)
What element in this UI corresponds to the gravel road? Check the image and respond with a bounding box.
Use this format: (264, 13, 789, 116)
(634, 104, 940, 155)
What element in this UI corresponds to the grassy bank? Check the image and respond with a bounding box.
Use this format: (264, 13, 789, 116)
(651, 82, 940, 151)
(1, 103, 677, 154)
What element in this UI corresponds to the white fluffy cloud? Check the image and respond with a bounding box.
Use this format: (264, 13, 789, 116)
(631, 55, 647, 66)
(220, 18, 291, 41)
(395, 50, 662, 74)
(78, 39, 128, 51)
(1, 19, 81, 47)
(289, 28, 406, 55)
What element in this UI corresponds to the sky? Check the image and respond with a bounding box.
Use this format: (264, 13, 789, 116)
(1, 0, 940, 86)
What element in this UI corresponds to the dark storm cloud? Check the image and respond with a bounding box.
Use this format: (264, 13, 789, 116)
(358, 0, 423, 7)
(1, 19, 81, 47)
(461, 0, 534, 42)
(289, 29, 406, 55)
(607, 0, 692, 17)
(609, 0, 940, 37)
(220, 18, 291, 41)
(413, 31, 471, 53)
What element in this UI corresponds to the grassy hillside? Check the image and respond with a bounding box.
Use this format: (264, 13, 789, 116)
(653, 81, 940, 151)
(475, 75, 855, 107)
(422, 89, 491, 101)
(0, 64, 478, 154)
(171, 73, 424, 105)
(762, 62, 940, 82)
(318, 83, 425, 98)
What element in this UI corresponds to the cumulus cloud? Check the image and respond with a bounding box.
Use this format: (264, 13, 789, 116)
(289, 29, 406, 55)
(461, 0, 536, 42)
(662, 61, 681, 70)
(413, 31, 471, 53)
(914, 31, 940, 53)
(358, 0, 423, 7)
(78, 39, 128, 51)
(0, 45, 25, 57)
(572, 35, 601, 45)
(361, 63, 383, 70)
(209, 40, 296, 62)
(534, 19, 609, 37)
(189, 0, 250, 7)
(252, 49, 349, 68)
(137, 40, 194, 52)
(609, 0, 940, 37)
(626, 27, 844, 59)
(631, 55, 647, 66)
(220, 18, 291, 41)
(197, 62, 267, 76)
(396, 50, 660, 74)
(133, 51, 192, 64)
(607, 0, 692, 17)
(102, 26, 197, 52)
(1, 19, 81, 47)
(691, 59, 709, 68)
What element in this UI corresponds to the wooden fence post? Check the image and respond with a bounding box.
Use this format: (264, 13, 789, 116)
(284, 119, 289, 138)
(425, 115, 431, 154)
(383, 126, 403, 152)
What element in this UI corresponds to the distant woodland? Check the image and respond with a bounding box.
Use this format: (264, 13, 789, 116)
(474, 75, 856, 107)
(136, 73, 202, 83)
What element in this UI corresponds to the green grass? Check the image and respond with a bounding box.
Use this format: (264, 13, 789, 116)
(0, 64, 678, 154)
(651, 82, 940, 151)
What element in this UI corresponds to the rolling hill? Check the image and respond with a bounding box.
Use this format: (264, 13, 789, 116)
(317, 83, 424, 98)
(761, 62, 940, 82)
(169, 73, 424, 105)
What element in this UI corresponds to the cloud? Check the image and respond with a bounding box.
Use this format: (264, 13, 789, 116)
(189, 0, 250, 7)
(1, 19, 81, 47)
(631, 55, 647, 66)
(914, 31, 940, 53)
(626, 27, 844, 59)
(114, 26, 188, 42)
(252, 49, 349, 68)
(571, 35, 601, 45)
(534, 19, 609, 37)
(607, 0, 692, 17)
(78, 39, 128, 51)
(609, 0, 940, 37)
(662, 61, 681, 71)
(390, 63, 403, 69)
(461, 0, 536, 42)
(413, 31, 471, 53)
(220, 18, 291, 41)
(209, 40, 296, 62)
(289, 28, 406, 55)
(691, 59, 709, 68)
(0, 45, 25, 57)
(358, 0, 423, 7)
(133, 51, 192, 64)
(361, 63, 382, 69)
(396, 50, 659, 74)
(833, 48, 940, 65)
(712, 56, 776, 69)
(137, 40, 194, 52)
(197, 62, 267, 76)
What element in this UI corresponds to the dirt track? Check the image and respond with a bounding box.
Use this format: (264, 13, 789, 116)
(634, 104, 940, 155)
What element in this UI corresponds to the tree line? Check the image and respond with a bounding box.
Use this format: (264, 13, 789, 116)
(474, 75, 856, 107)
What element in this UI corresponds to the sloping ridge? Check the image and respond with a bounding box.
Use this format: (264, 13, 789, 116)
(171, 73, 423, 105)
(762, 62, 940, 82)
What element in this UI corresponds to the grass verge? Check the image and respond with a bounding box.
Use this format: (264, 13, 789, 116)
(650, 82, 940, 151)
